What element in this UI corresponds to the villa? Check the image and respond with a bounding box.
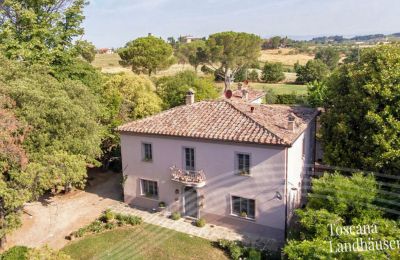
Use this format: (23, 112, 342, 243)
(118, 91, 319, 243)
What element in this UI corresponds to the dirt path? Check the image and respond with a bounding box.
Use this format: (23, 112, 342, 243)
(5, 170, 122, 250)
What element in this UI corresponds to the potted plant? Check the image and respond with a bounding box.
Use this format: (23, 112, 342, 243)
(240, 211, 248, 218)
(158, 201, 166, 210)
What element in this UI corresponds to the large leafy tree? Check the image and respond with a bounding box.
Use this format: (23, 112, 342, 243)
(0, 95, 31, 248)
(118, 36, 175, 76)
(295, 59, 329, 84)
(156, 71, 219, 109)
(205, 32, 262, 91)
(175, 40, 207, 72)
(0, 0, 86, 65)
(0, 57, 106, 192)
(76, 40, 96, 63)
(321, 44, 400, 175)
(315, 47, 341, 70)
(284, 172, 400, 259)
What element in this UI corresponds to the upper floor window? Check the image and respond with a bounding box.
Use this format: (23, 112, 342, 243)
(232, 196, 255, 219)
(142, 143, 152, 162)
(236, 153, 250, 175)
(184, 147, 195, 171)
(140, 179, 158, 198)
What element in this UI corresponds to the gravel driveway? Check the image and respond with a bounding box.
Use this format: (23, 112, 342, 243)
(5, 169, 123, 250)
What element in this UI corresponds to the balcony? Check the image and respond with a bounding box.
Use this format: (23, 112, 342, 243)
(170, 166, 206, 188)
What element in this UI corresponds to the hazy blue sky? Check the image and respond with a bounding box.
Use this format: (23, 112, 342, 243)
(83, 0, 400, 47)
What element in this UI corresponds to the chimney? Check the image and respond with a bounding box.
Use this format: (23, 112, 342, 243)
(186, 88, 195, 105)
(148, 33, 152, 37)
(250, 106, 255, 113)
(288, 113, 296, 132)
(237, 83, 243, 91)
(242, 89, 249, 100)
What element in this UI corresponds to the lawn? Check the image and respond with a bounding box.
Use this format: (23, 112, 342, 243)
(62, 224, 228, 260)
(215, 82, 307, 95)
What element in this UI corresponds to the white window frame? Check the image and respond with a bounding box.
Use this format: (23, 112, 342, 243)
(230, 195, 256, 220)
(140, 179, 158, 199)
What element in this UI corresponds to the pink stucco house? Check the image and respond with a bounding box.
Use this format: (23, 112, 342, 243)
(117, 92, 318, 243)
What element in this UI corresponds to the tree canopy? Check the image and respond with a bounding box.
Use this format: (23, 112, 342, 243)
(262, 62, 285, 83)
(118, 36, 175, 76)
(295, 59, 329, 84)
(175, 40, 207, 72)
(205, 31, 262, 91)
(76, 40, 96, 63)
(315, 47, 341, 70)
(0, 0, 86, 65)
(321, 44, 400, 175)
(156, 71, 219, 109)
(284, 172, 400, 259)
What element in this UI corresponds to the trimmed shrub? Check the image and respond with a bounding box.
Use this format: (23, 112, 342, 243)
(1, 246, 29, 260)
(195, 218, 206, 227)
(101, 209, 115, 223)
(171, 211, 181, 220)
(126, 215, 143, 225)
(247, 248, 262, 260)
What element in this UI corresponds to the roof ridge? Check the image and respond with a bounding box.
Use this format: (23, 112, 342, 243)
(223, 101, 286, 144)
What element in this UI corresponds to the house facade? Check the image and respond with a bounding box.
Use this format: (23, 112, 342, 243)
(118, 94, 318, 243)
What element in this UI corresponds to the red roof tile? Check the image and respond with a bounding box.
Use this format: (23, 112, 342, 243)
(117, 100, 318, 146)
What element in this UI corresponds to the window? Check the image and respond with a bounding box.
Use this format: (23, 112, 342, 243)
(231, 196, 255, 219)
(142, 143, 152, 161)
(236, 153, 250, 175)
(141, 179, 158, 198)
(184, 147, 195, 171)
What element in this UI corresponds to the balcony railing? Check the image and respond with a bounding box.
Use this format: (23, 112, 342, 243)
(170, 166, 206, 188)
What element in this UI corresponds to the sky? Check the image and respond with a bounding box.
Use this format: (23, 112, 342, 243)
(83, 0, 400, 48)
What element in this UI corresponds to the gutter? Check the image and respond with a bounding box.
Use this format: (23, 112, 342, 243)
(284, 147, 288, 241)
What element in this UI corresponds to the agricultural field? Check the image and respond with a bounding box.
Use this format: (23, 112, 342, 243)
(62, 224, 228, 260)
(259, 48, 314, 66)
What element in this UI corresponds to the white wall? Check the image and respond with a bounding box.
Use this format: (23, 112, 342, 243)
(120, 134, 287, 232)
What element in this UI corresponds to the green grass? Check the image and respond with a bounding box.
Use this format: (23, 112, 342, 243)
(62, 224, 228, 260)
(216, 82, 307, 95)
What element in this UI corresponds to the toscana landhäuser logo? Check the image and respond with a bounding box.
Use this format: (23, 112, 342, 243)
(329, 223, 400, 253)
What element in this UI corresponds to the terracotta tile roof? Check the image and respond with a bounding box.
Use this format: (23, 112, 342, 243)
(221, 88, 265, 103)
(117, 101, 318, 146)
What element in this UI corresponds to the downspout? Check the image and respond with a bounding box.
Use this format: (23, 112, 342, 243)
(284, 147, 288, 241)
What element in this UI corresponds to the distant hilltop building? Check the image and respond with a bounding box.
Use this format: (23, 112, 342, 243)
(179, 35, 202, 44)
(97, 48, 114, 54)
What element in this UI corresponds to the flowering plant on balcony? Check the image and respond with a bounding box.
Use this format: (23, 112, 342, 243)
(170, 166, 206, 184)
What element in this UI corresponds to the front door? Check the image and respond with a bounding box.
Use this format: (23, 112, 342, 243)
(184, 186, 198, 218)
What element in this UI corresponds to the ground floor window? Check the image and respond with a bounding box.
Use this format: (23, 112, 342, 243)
(231, 196, 255, 219)
(140, 179, 158, 198)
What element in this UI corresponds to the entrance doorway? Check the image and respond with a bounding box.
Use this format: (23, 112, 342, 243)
(184, 186, 198, 218)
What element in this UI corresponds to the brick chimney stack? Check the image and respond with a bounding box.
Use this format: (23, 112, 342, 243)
(242, 89, 249, 100)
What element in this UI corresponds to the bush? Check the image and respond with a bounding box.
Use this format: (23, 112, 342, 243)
(195, 218, 206, 227)
(101, 209, 115, 223)
(275, 93, 308, 105)
(171, 211, 181, 220)
(247, 248, 262, 260)
(262, 62, 285, 83)
(1, 246, 29, 260)
(248, 70, 259, 82)
(295, 59, 329, 84)
(87, 220, 105, 233)
(126, 215, 143, 225)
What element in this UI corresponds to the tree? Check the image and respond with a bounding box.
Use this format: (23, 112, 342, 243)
(0, 95, 31, 248)
(118, 36, 175, 76)
(205, 32, 262, 92)
(262, 36, 282, 49)
(76, 40, 96, 63)
(295, 60, 329, 84)
(156, 71, 219, 109)
(0, 0, 86, 65)
(321, 44, 400, 175)
(306, 80, 327, 107)
(284, 172, 400, 259)
(261, 62, 285, 83)
(175, 40, 207, 72)
(315, 47, 340, 70)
